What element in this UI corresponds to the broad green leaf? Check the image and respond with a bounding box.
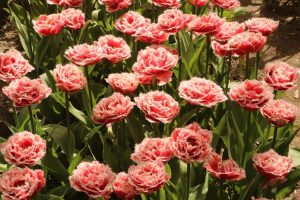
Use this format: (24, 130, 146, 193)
(238, 174, 260, 200)
(99, 132, 119, 171)
(43, 124, 75, 162)
(41, 150, 69, 183)
(165, 181, 180, 200)
(277, 168, 300, 199)
(127, 114, 145, 143)
(33, 194, 64, 200)
(189, 39, 206, 69)
(159, 188, 166, 200)
(1, 120, 19, 134)
(34, 36, 52, 67)
(78, 20, 92, 43)
(165, 163, 172, 177)
(83, 125, 102, 143)
(18, 108, 39, 131)
(177, 107, 201, 127)
(49, 185, 70, 197)
(51, 93, 91, 126)
(68, 146, 88, 174)
(8, 3, 31, 58)
(288, 148, 300, 167)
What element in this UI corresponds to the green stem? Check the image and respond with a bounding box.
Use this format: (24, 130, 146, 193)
(205, 35, 211, 78)
(274, 90, 278, 99)
(176, 32, 182, 84)
(72, 30, 77, 45)
(164, 123, 170, 137)
(186, 163, 191, 200)
(220, 8, 224, 18)
(226, 54, 232, 91)
(247, 111, 251, 134)
(65, 92, 71, 138)
(120, 120, 127, 147)
(220, 57, 225, 84)
(242, 111, 251, 166)
(255, 52, 260, 79)
(13, 107, 19, 128)
(265, 125, 271, 146)
(84, 67, 93, 112)
(245, 53, 250, 79)
(272, 126, 278, 149)
(153, 4, 157, 22)
(28, 106, 35, 133)
(153, 123, 160, 137)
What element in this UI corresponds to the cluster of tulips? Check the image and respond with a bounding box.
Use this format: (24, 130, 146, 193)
(0, 0, 299, 199)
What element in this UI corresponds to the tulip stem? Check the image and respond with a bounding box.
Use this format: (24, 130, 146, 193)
(220, 57, 225, 84)
(65, 92, 71, 139)
(28, 106, 35, 133)
(153, 4, 157, 22)
(85, 67, 93, 112)
(164, 123, 170, 137)
(274, 90, 278, 99)
(226, 54, 232, 92)
(205, 35, 211, 78)
(176, 32, 182, 84)
(245, 53, 250, 79)
(13, 107, 19, 128)
(186, 163, 191, 200)
(220, 8, 224, 18)
(153, 123, 160, 137)
(255, 52, 260, 79)
(272, 126, 278, 149)
(242, 111, 252, 166)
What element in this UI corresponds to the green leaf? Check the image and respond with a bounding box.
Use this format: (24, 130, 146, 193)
(288, 148, 300, 167)
(18, 108, 39, 131)
(33, 194, 64, 200)
(40, 70, 57, 92)
(51, 93, 91, 126)
(34, 36, 52, 67)
(165, 181, 179, 200)
(49, 185, 70, 197)
(277, 168, 300, 199)
(177, 107, 201, 127)
(99, 132, 119, 171)
(189, 38, 206, 69)
(127, 114, 145, 143)
(141, 194, 148, 200)
(277, 127, 300, 154)
(43, 124, 75, 162)
(8, 3, 31, 57)
(41, 150, 69, 183)
(212, 114, 226, 136)
(227, 110, 245, 165)
(238, 174, 260, 200)
(78, 20, 92, 43)
(1, 120, 19, 134)
(68, 146, 88, 174)
(165, 163, 172, 177)
(159, 188, 166, 200)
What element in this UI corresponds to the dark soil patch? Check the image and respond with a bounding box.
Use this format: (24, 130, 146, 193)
(0, 8, 18, 137)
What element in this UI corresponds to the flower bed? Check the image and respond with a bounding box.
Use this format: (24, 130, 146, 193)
(0, 0, 299, 199)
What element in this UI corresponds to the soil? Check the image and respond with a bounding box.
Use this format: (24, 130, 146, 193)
(0, 11, 18, 136)
(239, 0, 300, 147)
(0, 1, 299, 141)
